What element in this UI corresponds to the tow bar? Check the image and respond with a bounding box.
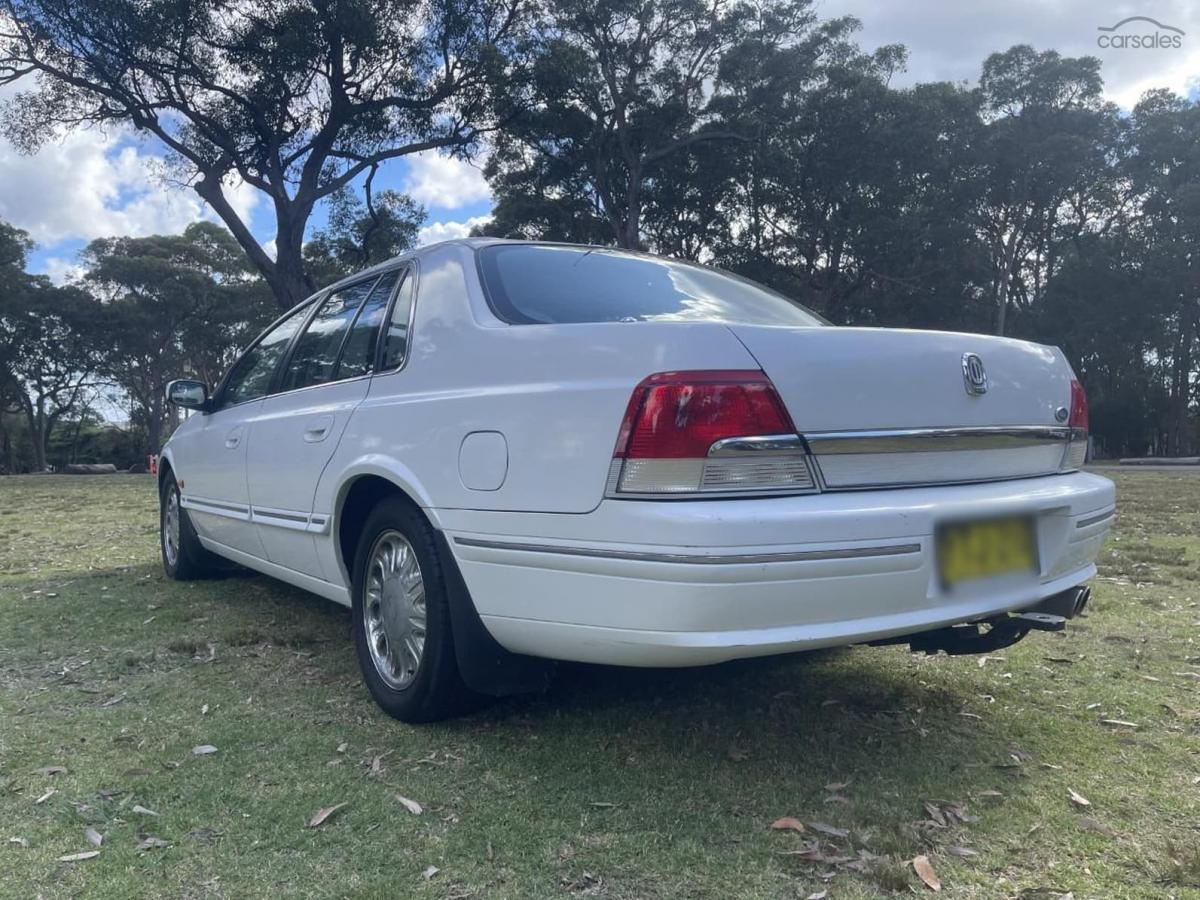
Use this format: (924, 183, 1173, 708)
(871, 586, 1090, 656)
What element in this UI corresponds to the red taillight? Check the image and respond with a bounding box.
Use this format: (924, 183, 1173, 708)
(1069, 378, 1088, 432)
(609, 371, 814, 496)
(1061, 378, 1089, 472)
(614, 370, 796, 459)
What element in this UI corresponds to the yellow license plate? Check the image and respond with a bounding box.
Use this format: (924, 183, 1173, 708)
(937, 516, 1037, 588)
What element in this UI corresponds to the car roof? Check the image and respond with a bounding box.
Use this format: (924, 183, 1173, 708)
(319, 237, 524, 294)
(318, 237, 645, 295)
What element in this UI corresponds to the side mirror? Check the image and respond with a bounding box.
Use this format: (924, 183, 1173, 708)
(166, 379, 210, 411)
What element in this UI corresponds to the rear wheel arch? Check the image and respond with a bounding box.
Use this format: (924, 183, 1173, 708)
(335, 474, 427, 586)
(333, 470, 554, 703)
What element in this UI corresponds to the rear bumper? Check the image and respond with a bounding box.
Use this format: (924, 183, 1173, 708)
(438, 471, 1115, 666)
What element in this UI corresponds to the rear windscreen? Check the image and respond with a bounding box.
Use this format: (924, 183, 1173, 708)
(477, 244, 826, 327)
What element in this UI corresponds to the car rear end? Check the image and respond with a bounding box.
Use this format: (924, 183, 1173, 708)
(444, 242, 1115, 667)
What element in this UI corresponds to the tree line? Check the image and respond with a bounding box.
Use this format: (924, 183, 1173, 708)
(0, 202, 418, 472)
(1, 0, 1197, 463)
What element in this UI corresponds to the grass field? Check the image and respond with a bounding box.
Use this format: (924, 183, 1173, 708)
(0, 471, 1198, 899)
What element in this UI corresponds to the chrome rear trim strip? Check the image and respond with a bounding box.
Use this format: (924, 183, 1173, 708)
(707, 434, 806, 457)
(805, 425, 1072, 455)
(453, 536, 921, 565)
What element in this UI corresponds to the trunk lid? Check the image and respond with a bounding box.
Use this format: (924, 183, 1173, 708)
(729, 325, 1077, 489)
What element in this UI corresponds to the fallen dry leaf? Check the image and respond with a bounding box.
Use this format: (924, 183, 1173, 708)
(58, 850, 100, 862)
(395, 795, 423, 816)
(1099, 719, 1139, 729)
(1068, 788, 1091, 809)
(192, 745, 218, 756)
(726, 747, 749, 761)
(769, 817, 806, 833)
(136, 836, 170, 851)
(35, 766, 66, 777)
(422, 865, 440, 880)
(131, 804, 159, 817)
(912, 854, 942, 891)
(84, 827, 104, 848)
(824, 781, 851, 792)
(806, 892, 828, 900)
(306, 802, 347, 828)
(8, 837, 28, 848)
(35, 789, 56, 805)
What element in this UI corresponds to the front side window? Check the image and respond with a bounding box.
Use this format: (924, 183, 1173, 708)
(221, 301, 315, 407)
(478, 244, 826, 327)
(280, 278, 377, 392)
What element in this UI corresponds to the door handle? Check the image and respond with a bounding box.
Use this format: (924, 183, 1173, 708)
(225, 427, 243, 449)
(303, 415, 335, 443)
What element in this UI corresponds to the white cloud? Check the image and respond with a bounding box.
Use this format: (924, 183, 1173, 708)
(416, 215, 491, 246)
(0, 84, 262, 248)
(403, 151, 492, 210)
(41, 257, 87, 285)
(817, 0, 1200, 107)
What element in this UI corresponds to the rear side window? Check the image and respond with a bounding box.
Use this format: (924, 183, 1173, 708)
(477, 244, 825, 327)
(380, 271, 416, 370)
(335, 269, 401, 380)
(280, 278, 376, 392)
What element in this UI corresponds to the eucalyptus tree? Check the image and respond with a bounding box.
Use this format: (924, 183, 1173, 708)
(0, 0, 526, 309)
(0, 277, 104, 471)
(973, 45, 1124, 336)
(83, 222, 275, 455)
(304, 188, 426, 287)
(1119, 91, 1200, 455)
(486, 0, 765, 250)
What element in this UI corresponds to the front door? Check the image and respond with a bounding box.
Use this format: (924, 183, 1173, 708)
(176, 400, 262, 553)
(245, 270, 402, 579)
(179, 298, 316, 558)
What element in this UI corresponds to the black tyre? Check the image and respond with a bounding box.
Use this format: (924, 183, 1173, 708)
(160, 475, 219, 580)
(351, 496, 473, 722)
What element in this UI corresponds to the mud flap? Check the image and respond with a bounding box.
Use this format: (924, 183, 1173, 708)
(434, 530, 555, 697)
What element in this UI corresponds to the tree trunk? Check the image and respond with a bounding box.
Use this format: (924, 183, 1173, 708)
(194, 176, 313, 311)
(28, 411, 47, 472)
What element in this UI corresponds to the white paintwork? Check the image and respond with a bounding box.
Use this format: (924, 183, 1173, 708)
(162, 238, 1115, 668)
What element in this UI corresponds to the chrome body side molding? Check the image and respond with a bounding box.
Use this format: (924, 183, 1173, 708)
(1076, 507, 1115, 529)
(182, 495, 331, 535)
(454, 536, 922, 565)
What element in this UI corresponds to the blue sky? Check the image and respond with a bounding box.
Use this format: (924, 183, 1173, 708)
(22, 151, 494, 278)
(3, 0, 1198, 281)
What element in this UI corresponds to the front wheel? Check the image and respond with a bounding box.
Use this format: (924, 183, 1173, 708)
(351, 497, 473, 722)
(160, 476, 218, 580)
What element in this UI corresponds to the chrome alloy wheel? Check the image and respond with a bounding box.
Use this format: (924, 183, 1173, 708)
(163, 487, 181, 567)
(363, 530, 427, 690)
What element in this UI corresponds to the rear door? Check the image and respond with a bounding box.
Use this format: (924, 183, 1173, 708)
(178, 300, 315, 555)
(244, 269, 403, 579)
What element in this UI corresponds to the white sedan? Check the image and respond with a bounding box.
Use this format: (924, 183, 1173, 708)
(161, 239, 1115, 722)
